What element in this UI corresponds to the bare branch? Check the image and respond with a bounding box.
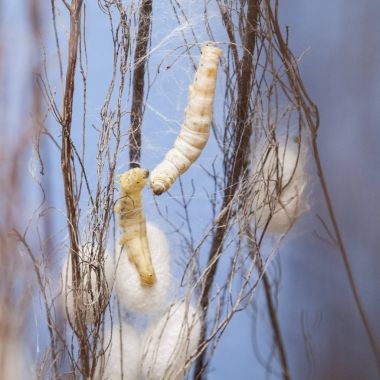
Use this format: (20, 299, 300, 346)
(129, 0, 153, 167)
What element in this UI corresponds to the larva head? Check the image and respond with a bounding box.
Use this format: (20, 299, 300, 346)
(119, 168, 149, 193)
(149, 162, 176, 195)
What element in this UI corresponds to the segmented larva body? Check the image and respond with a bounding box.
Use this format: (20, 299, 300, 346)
(114, 168, 156, 286)
(150, 45, 222, 195)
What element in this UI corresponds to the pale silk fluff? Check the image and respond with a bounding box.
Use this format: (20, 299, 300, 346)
(141, 301, 202, 380)
(61, 245, 113, 325)
(252, 142, 308, 234)
(98, 323, 141, 380)
(150, 45, 222, 195)
(116, 222, 171, 314)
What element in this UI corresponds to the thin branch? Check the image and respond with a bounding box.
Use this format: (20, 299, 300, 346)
(60, 0, 90, 376)
(262, 270, 290, 380)
(61, 0, 71, 13)
(129, 0, 153, 167)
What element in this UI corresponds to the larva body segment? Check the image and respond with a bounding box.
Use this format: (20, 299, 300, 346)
(150, 45, 222, 195)
(114, 168, 156, 286)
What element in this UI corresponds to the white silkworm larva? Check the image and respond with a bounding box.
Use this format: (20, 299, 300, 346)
(114, 168, 157, 286)
(115, 222, 171, 314)
(150, 45, 222, 195)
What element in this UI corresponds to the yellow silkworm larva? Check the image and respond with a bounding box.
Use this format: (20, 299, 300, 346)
(149, 45, 222, 195)
(114, 168, 156, 286)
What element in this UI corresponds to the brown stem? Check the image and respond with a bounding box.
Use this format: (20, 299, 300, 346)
(194, 1, 260, 378)
(262, 271, 291, 380)
(129, 0, 153, 168)
(60, 1, 90, 377)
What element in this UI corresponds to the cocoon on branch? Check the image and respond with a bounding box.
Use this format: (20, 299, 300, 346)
(149, 45, 222, 195)
(252, 141, 308, 234)
(114, 168, 156, 286)
(141, 301, 202, 380)
(61, 245, 113, 325)
(116, 222, 171, 314)
(98, 323, 141, 380)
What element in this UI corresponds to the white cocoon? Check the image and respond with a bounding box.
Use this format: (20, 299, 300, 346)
(116, 222, 171, 314)
(61, 245, 114, 325)
(141, 301, 202, 380)
(99, 323, 141, 380)
(252, 142, 308, 234)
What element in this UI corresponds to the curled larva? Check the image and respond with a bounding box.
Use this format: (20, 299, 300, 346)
(141, 301, 202, 380)
(61, 244, 113, 325)
(150, 45, 222, 195)
(114, 168, 156, 286)
(116, 222, 171, 314)
(97, 323, 141, 380)
(252, 141, 308, 234)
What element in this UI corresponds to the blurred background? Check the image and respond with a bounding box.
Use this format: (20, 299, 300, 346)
(0, 1, 379, 379)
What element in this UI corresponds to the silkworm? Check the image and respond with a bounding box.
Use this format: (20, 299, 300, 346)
(114, 168, 156, 286)
(252, 141, 308, 234)
(141, 301, 201, 380)
(149, 45, 222, 195)
(116, 222, 171, 314)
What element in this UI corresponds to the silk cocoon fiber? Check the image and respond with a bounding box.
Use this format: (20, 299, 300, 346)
(61, 245, 114, 325)
(116, 222, 171, 314)
(252, 141, 308, 234)
(98, 323, 141, 380)
(141, 301, 201, 380)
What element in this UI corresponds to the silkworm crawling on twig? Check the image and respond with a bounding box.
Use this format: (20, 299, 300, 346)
(149, 45, 222, 195)
(114, 168, 156, 286)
